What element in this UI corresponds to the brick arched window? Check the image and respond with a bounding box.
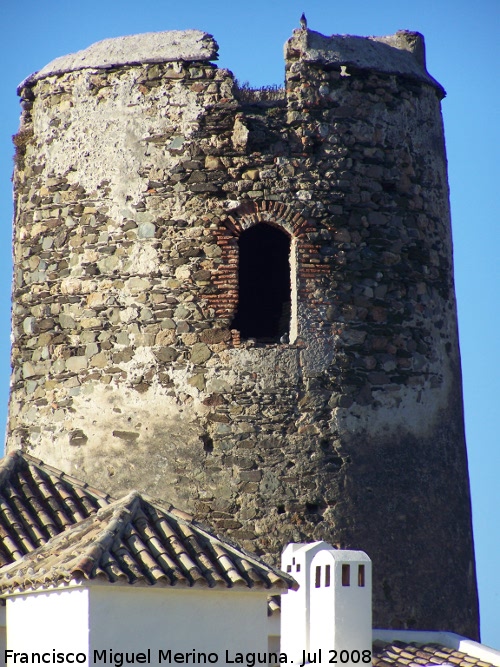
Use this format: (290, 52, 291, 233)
(231, 223, 291, 342)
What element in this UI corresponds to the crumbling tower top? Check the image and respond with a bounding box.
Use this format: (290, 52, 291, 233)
(20, 30, 219, 89)
(285, 28, 444, 95)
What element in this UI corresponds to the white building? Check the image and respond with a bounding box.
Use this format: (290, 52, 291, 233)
(0, 451, 499, 667)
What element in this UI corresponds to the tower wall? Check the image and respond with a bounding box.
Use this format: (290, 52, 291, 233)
(8, 28, 478, 635)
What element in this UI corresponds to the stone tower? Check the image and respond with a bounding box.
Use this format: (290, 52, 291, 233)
(7, 28, 479, 635)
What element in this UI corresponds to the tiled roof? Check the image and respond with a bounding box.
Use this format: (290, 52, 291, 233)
(0, 450, 112, 567)
(0, 489, 297, 594)
(373, 641, 497, 667)
(268, 594, 281, 615)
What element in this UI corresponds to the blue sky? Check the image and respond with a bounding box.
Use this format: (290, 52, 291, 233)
(0, 0, 498, 647)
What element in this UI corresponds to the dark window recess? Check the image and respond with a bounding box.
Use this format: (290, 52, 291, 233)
(358, 564, 365, 587)
(342, 564, 350, 586)
(325, 564, 331, 587)
(315, 566, 321, 588)
(231, 223, 291, 342)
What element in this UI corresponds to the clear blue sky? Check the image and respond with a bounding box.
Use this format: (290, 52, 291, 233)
(0, 0, 498, 647)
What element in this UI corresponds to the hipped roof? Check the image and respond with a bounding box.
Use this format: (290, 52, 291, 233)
(0, 452, 296, 594)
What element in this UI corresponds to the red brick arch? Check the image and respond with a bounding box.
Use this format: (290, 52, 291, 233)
(204, 201, 321, 342)
(222, 200, 312, 237)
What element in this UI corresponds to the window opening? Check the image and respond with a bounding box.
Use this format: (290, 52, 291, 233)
(315, 566, 321, 588)
(325, 564, 331, 587)
(231, 223, 291, 342)
(358, 564, 365, 587)
(342, 564, 350, 586)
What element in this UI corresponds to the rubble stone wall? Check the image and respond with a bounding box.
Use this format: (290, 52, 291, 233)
(7, 28, 478, 635)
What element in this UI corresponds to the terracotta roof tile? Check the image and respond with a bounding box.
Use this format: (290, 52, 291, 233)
(0, 489, 297, 594)
(0, 451, 112, 567)
(373, 642, 497, 667)
(267, 594, 281, 616)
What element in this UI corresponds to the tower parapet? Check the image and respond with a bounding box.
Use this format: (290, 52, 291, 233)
(8, 28, 478, 635)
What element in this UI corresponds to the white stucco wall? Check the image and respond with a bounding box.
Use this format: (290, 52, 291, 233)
(309, 549, 372, 666)
(281, 544, 372, 666)
(89, 585, 270, 662)
(6, 587, 89, 665)
(3, 584, 269, 667)
(5, 583, 272, 665)
(281, 541, 330, 661)
(0, 605, 6, 667)
(267, 609, 280, 657)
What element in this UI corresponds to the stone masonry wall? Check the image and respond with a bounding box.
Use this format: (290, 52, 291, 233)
(8, 29, 478, 635)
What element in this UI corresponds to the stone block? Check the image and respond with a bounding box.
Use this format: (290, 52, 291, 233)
(66, 356, 88, 372)
(190, 343, 211, 364)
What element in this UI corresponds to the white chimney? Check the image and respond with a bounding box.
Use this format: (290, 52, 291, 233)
(281, 542, 372, 666)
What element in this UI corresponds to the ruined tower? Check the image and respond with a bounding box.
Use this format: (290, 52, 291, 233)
(7, 28, 479, 635)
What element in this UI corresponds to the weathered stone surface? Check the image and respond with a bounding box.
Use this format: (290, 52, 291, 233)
(285, 29, 443, 93)
(190, 343, 211, 364)
(7, 27, 477, 638)
(22, 30, 218, 87)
